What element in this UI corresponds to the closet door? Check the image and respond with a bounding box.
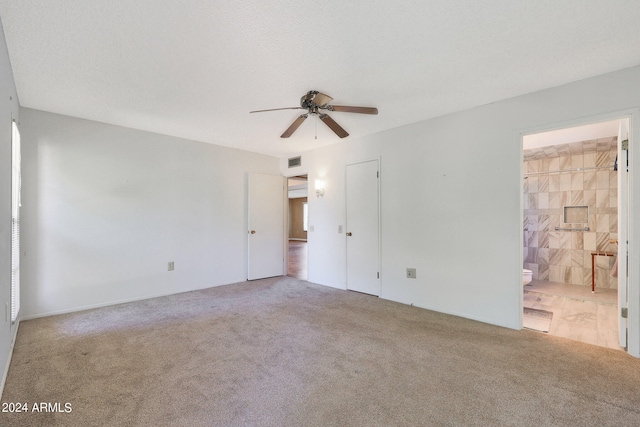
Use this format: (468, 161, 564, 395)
(248, 173, 285, 280)
(346, 160, 380, 296)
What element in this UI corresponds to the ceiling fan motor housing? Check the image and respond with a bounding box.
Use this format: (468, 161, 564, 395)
(300, 90, 322, 112)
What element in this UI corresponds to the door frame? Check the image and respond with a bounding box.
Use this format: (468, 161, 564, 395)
(282, 171, 310, 278)
(518, 108, 640, 357)
(617, 118, 629, 348)
(285, 174, 309, 279)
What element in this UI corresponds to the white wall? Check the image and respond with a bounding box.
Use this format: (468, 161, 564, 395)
(20, 108, 280, 318)
(13, 66, 640, 356)
(0, 18, 19, 395)
(285, 66, 640, 355)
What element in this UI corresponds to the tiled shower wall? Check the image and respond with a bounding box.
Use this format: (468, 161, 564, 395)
(523, 137, 618, 289)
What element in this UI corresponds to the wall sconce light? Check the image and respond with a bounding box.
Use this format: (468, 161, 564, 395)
(315, 180, 325, 198)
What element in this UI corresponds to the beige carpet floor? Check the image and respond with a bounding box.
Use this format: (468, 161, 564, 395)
(2, 276, 640, 426)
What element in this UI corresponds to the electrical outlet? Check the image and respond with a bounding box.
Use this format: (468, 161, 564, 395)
(406, 268, 417, 279)
(168, 261, 175, 271)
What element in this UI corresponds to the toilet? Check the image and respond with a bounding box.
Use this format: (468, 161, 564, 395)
(523, 269, 532, 286)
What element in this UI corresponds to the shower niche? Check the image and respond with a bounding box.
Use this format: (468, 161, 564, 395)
(563, 205, 589, 225)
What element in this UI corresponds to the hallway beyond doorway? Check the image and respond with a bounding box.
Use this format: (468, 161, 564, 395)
(287, 240, 307, 280)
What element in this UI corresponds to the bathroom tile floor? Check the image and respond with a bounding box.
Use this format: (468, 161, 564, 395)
(523, 280, 622, 351)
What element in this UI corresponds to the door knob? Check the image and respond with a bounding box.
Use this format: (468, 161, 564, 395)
(346, 232, 352, 236)
(250, 230, 256, 234)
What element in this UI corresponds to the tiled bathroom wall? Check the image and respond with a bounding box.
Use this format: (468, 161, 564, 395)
(523, 137, 618, 289)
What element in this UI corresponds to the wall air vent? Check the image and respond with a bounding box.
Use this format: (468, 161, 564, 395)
(288, 156, 302, 168)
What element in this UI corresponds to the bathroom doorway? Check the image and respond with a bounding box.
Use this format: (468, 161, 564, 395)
(287, 175, 308, 280)
(522, 118, 629, 351)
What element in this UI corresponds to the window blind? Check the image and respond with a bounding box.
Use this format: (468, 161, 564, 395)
(11, 120, 20, 323)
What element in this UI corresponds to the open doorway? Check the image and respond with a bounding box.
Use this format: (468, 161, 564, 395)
(287, 175, 308, 280)
(522, 118, 628, 351)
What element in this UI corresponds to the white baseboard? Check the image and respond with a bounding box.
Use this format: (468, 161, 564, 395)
(20, 281, 235, 321)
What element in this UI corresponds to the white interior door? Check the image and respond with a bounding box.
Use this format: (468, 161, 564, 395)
(346, 160, 380, 296)
(618, 118, 629, 348)
(248, 173, 284, 280)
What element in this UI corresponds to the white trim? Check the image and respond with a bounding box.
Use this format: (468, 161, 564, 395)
(0, 319, 19, 399)
(518, 132, 525, 329)
(20, 282, 236, 321)
(10, 120, 21, 323)
(627, 109, 640, 357)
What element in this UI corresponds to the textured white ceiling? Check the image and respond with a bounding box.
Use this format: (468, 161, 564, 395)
(1, 1, 639, 157)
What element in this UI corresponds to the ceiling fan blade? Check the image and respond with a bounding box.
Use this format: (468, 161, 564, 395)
(327, 105, 378, 115)
(319, 114, 349, 138)
(312, 92, 333, 107)
(250, 107, 303, 113)
(281, 114, 308, 138)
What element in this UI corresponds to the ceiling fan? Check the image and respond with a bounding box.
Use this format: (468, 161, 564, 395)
(250, 90, 378, 138)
